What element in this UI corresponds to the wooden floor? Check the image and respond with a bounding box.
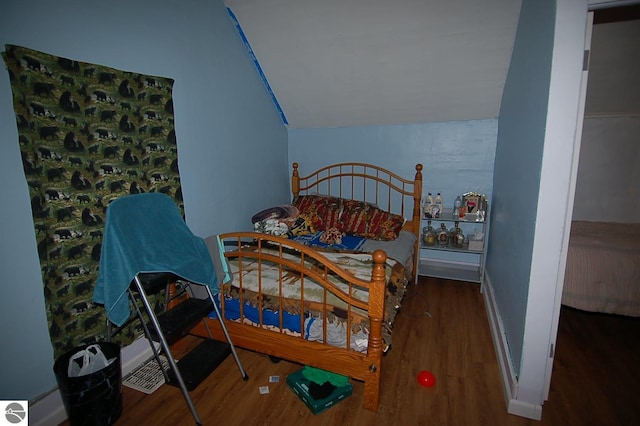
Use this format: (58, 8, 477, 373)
(74, 277, 639, 426)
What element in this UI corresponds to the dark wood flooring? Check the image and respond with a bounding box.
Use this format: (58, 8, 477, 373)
(62, 277, 639, 425)
(542, 303, 640, 425)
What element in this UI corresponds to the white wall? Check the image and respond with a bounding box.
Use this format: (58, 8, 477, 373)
(573, 116, 640, 222)
(573, 19, 640, 223)
(0, 0, 287, 401)
(584, 19, 640, 114)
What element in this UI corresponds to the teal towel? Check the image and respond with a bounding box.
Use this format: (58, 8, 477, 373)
(93, 193, 217, 327)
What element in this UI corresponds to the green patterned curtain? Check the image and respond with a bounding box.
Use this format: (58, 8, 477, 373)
(3, 45, 183, 358)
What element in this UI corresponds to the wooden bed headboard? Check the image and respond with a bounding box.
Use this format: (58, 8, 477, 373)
(291, 162, 423, 243)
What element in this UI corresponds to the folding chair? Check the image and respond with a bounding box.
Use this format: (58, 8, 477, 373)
(94, 193, 248, 425)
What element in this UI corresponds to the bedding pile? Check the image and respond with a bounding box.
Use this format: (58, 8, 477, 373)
(252, 195, 408, 252)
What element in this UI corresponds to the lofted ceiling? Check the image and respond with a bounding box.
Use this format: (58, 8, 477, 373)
(224, 0, 522, 129)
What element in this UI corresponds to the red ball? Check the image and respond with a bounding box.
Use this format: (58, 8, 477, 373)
(417, 370, 436, 387)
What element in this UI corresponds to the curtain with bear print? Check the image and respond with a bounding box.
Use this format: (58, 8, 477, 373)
(3, 44, 184, 358)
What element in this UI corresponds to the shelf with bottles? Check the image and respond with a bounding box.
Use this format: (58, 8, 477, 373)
(418, 202, 489, 284)
(423, 209, 486, 224)
(420, 216, 486, 253)
(420, 240, 481, 253)
(422, 192, 487, 223)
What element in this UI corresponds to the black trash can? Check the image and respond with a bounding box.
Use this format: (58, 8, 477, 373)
(53, 342, 122, 426)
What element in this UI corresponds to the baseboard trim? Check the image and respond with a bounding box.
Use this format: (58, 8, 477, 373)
(508, 398, 543, 420)
(30, 389, 66, 426)
(483, 274, 542, 421)
(30, 337, 159, 426)
(482, 274, 517, 403)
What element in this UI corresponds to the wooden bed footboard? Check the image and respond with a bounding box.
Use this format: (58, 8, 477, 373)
(190, 232, 389, 411)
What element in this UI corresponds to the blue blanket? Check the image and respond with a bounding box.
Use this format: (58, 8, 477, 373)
(291, 232, 366, 251)
(93, 193, 217, 327)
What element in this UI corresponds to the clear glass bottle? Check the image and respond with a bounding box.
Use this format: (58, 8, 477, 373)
(422, 220, 436, 246)
(448, 223, 458, 247)
(450, 221, 465, 248)
(453, 195, 462, 218)
(437, 223, 449, 247)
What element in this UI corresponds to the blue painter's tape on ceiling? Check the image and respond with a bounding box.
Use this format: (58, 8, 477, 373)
(227, 7, 289, 126)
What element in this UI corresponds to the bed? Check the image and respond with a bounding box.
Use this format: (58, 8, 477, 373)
(562, 220, 640, 317)
(190, 162, 423, 411)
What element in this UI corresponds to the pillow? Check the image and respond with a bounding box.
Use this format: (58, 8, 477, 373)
(204, 235, 233, 285)
(292, 195, 321, 229)
(295, 195, 405, 240)
(366, 207, 405, 241)
(293, 195, 342, 231)
(322, 196, 344, 230)
(339, 200, 405, 241)
(339, 199, 370, 236)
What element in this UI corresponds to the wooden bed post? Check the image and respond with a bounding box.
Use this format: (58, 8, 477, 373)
(364, 249, 387, 411)
(412, 164, 423, 284)
(414, 164, 423, 223)
(292, 162, 300, 197)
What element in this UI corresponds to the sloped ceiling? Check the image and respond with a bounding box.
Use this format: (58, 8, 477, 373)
(225, 0, 522, 128)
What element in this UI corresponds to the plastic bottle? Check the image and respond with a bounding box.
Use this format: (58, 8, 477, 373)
(453, 195, 462, 218)
(433, 193, 443, 219)
(423, 193, 434, 218)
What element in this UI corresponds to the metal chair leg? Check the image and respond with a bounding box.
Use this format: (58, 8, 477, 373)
(204, 286, 249, 380)
(127, 287, 170, 383)
(132, 275, 202, 425)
